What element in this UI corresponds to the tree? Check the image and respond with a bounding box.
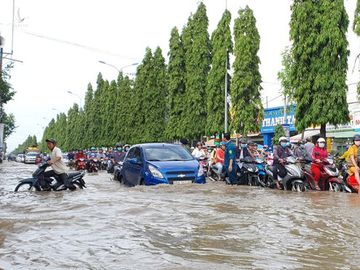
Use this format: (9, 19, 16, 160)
(205, 9, 232, 136)
(290, 0, 349, 138)
(353, 0, 360, 99)
(273, 124, 286, 145)
(278, 47, 295, 103)
(230, 6, 263, 136)
(182, 2, 211, 139)
(165, 27, 186, 140)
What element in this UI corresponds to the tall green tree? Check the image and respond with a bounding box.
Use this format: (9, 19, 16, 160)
(182, 2, 211, 139)
(205, 9, 232, 136)
(353, 0, 360, 99)
(290, 0, 349, 138)
(165, 27, 186, 140)
(278, 47, 295, 104)
(83, 84, 95, 148)
(230, 6, 263, 136)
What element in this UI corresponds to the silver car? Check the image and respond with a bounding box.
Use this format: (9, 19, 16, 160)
(24, 152, 38, 164)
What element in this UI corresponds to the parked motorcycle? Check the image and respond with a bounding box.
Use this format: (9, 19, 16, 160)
(14, 162, 86, 192)
(265, 156, 307, 192)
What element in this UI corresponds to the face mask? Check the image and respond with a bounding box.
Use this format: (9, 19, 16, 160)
(355, 141, 360, 146)
(318, 143, 325, 148)
(280, 142, 287, 148)
(240, 144, 247, 148)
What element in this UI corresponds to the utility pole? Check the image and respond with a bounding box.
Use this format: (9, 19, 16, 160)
(224, 0, 228, 133)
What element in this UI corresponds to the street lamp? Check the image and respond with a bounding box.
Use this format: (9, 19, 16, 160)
(67, 90, 82, 108)
(98, 60, 138, 73)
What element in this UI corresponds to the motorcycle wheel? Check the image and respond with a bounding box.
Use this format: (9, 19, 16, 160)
(329, 182, 341, 192)
(14, 182, 34, 192)
(291, 182, 305, 192)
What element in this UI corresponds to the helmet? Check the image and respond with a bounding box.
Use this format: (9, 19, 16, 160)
(90, 146, 96, 150)
(317, 138, 325, 143)
(354, 134, 360, 141)
(45, 138, 56, 144)
(115, 143, 123, 148)
(248, 140, 256, 146)
(279, 136, 288, 143)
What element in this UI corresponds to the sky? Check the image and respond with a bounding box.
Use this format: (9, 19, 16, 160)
(0, 0, 359, 152)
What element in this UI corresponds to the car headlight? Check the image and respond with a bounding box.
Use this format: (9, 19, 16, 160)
(197, 165, 204, 176)
(148, 165, 164, 178)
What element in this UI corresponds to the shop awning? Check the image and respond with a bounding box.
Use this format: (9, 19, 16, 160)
(327, 130, 358, 138)
(290, 129, 320, 142)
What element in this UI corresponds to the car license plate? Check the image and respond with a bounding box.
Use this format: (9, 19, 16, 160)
(173, 180, 192, 185)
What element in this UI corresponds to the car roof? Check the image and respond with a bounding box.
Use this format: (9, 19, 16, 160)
(132, 143, 181, 149)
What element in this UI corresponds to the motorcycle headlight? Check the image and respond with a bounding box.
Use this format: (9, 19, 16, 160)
(197, 165, 204, 176)
(148, 165, 164, 179)
(248, 167, 254, 172)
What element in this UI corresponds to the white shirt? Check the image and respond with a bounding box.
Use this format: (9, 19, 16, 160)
(50, 146, 68, 174)
(192, 148, 206, 159)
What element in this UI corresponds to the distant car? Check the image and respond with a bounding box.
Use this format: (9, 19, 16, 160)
(16, 154, 25, 163)
(24, 152, 39, 164)
(62, 154, 70, 166)
(119, 143, 206, 186)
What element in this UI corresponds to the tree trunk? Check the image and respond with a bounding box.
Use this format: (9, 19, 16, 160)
(320, 123, 326, 139)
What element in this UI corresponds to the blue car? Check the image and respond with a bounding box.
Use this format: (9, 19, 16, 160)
(119, 143, 206, 186)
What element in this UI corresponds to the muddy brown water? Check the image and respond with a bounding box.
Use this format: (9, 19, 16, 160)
(1, 161, 360, 270)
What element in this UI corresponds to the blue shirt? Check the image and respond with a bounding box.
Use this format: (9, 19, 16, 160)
(224, 141, 236, 168)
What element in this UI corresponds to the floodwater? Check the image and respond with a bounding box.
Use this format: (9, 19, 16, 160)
(1, 161, 360, 270)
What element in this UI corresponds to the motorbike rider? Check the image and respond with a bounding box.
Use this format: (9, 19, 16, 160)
(238, 138, 251, 160)
(192, 142, 207, 159)
(311, 137, 328, 190)
(272, 137, 293, 189)
(304, 137, 315, 162)
(345, 134, 360, 190)
(211, 142, 226, 175)
(44, 138, 75, 191)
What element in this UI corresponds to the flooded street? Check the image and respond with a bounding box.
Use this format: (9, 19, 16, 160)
(1, 161, 360, 269)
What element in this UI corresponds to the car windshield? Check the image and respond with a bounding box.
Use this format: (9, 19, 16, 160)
(144, 145, 194, 161)
(27, 152, 38, 157)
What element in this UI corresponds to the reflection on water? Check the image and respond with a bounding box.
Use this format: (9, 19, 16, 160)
(1, 161, 360, 269)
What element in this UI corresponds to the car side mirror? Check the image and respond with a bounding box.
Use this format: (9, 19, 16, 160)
(128, 158, 142, 165)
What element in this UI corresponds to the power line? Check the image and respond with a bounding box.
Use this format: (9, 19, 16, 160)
(20, 30, 137, 60)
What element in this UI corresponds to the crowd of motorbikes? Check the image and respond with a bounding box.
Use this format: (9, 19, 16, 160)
(199, 150, 358, 193)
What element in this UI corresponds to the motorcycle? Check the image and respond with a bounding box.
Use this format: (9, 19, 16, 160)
(265, 156, 307, 192)
(75, 158, 86, 171)
(303, 157, 349, 192)
(207, 162, 226, 181)
(336, 159, 356, 193)
(255, 157, 266, 187)
(237, 156, 263, 186)
(14, 162, 86, 192)
(86, 158, 98, 173)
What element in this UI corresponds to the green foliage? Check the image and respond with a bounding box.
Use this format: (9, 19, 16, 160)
(273, 124, 286, 145)
(165, 27, 186, 140)
(354, 0, 360, 35)
(290, 0, 349, 134)
(278, 47, 294, 103)
(205, 9, 232, 136)
(230, 6, 263, 135)
(13, 135, 37, 154)
(182, 2, 211, 139)
(0, 77, 16, 140)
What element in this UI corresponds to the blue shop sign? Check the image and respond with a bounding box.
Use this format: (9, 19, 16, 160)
(261, 105, 296, 134)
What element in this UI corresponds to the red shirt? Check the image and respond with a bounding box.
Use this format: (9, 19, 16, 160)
(215, 148, 225, 164)
(311, 146, 328, 161)
(75, 153, 86, 160)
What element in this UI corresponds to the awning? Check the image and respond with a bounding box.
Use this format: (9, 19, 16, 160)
(327, 130, 358, 138)
(290, 129, 320, 142)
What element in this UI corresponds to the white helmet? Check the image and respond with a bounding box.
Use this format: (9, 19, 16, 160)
(317, 137, 325, 143)
(279, 136, 288, 143)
